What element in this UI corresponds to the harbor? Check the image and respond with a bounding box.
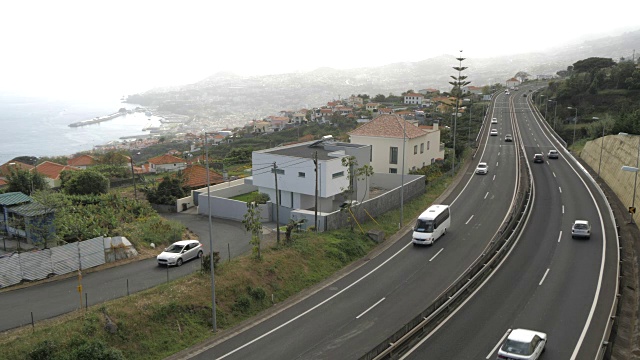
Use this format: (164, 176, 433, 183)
(68, 111, 125, 127)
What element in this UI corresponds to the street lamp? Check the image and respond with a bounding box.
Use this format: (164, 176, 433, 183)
(621, 133, 640, 223)
(568, 106, 578, 146)
(593, 117, 604, 179)
(539, 94, 545, 111)
(203, 131, 217, 331)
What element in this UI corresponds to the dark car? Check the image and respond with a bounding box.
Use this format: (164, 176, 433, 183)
(505, 134, 513, 142)
(533, 153, 544, 163)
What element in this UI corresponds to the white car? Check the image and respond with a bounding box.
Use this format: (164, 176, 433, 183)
(497, 328, 547, 360)
(491, 118, 498, 124)
(571, 220, 591, 239)
(157, 240, 204, 266)
(490, 129, 498, 136)
(475, 162, 488, 175)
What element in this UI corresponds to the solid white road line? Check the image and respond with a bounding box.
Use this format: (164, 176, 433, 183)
(487, 329, 511, 359)
(356, 298, 385, 319)
(429, 248, 444, 262)
(558, 231, 563, 243)
(466, 215, 474, 224)
(539, 268, 550, 286)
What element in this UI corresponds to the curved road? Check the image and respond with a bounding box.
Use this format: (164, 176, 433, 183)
(402, 87, 618, 359)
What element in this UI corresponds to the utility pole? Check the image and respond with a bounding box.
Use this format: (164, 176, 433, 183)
(313, 151, 318, 232)
(129, 156, 137, 200)
(273, 162, 280, 244)
(204, 132, 216, 332)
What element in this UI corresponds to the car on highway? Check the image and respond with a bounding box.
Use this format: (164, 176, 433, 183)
(497, 328, 547, 360)
(533, 153, 544, 163)
(490, 129, 498, 136)
(491, 118, 498, 124)
(475, 162, 488, 175)
(157, 240, 203, 266)
(522, 93, 527, 97)
(571, 220, 591, 239)
(505, 134, 513, 142)
(548, 149, 559, 159)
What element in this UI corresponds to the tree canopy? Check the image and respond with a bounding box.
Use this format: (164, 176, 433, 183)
(61, 170, 110, 195)
(573, 57, 616, 73)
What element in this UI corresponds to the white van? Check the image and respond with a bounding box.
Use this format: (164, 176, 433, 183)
(412, 204, 451, 245)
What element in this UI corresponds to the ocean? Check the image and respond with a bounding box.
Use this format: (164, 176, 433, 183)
(0, 92, 155, 164)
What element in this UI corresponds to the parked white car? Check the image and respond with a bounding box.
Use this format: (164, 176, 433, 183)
(497, 328, 547, 359)
(157, 240, 204, 266)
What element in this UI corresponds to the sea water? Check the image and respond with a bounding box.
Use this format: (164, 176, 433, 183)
(0, 92, 153, 164)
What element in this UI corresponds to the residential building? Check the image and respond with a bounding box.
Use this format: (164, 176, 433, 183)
(34, 161, 80, 188)
(67, 154, 97, 169)
(365, 102, 380, 112)
(348, 114, 445, 174)
(251, 137, 372, 214)
(403, 93, 424, 105)
(506, 77, 520, 88)
(147, 154, 187, 173)
(462, 85, 484, 95)
(0, 192, 55, 245)
(179, 164, 224, 189)
(347, 95, 364, 107)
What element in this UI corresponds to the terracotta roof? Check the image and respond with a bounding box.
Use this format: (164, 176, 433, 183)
(180, 165, 224, 188)
(0, 178, 8, 187)
(0, 161, 35, 176)
(67, 154, 97, 167)
(35, 161, 80, 180)
(148, 154, 186, 165)
(348, 114, 427, 139)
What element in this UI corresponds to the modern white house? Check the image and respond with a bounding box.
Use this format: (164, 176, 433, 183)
(403, 93, 424, 105)
(250, 137, 372, 214)
(348, 114, 445, 174)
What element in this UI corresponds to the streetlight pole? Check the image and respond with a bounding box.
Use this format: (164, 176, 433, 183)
(593, 117, 604, 179)
(468, 102, 472, 149)
(568, 106, 578, 146)
(400, 116, 406, 228)
(203, 131, 217, 332)
(539, 94, 545, 113)
(621, 134, 640, 223)
(548, 99, 557, 129)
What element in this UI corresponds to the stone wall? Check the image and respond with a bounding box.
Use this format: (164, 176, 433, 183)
(581, 134, 640, 224)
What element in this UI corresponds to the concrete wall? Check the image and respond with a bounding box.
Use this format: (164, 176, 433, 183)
(198, 194, 270, 222)
(581, 134, 640, 223)
(191, 179, 255, 206)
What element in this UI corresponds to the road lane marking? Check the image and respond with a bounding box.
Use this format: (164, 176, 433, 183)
(562, 205, 565, 214)
(539, 268, 550, 285)
(496, 161, 499, 167)
(558, 231, 563, 242)
(559, 187, 562, 193)
(487, 329, 511, 359)
(429, 248, 444, 262)
(356, 297, 385, 319)
(484, 192, 489, 199)
(215, 241, 414, 359)
(466, 215, 474, 224)
(553, 171, 557, 177)
(492, 175, 496, 181)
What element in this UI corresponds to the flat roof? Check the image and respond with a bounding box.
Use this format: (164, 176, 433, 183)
(266, 141, 366, 161)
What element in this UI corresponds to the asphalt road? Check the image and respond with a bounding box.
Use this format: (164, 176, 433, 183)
(174, 93, 522, 359)
(0, 213, 251, 332)
(403, 88, 618, 359)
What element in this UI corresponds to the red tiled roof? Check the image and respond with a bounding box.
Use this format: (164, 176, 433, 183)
(0, 178, 8, 186)
(180, 165, 224, 188)
(67, 154, 97, 167)
(348, 114, 426, 139)
(0, 161, 35, 176)
(35, 161, 80, 180)
(148, 154, 186, 165)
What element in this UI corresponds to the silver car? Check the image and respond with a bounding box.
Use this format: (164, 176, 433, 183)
(475, 162, 488, 175)
(497, 328, 547, 359)
(571, 220, 591, 239)
(157, 240, 204, 266)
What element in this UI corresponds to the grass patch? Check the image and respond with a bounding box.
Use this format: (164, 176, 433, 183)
(229, 191, 259, 203)
(0, 171, 457, 360)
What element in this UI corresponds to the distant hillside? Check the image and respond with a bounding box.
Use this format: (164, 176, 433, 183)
(128, 30, 640, 128)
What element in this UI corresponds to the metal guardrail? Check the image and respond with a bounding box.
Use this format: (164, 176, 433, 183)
(361, 136, 532, 360)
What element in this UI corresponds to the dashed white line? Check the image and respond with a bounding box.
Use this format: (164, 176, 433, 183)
(553, 172, 557, 178)
(562, 205, 565, 214)
(484, 192, 489, 199)
(492, 175, 496, 181)
(466, 215, 475, 224)
(356, 297, 385, 319)
(558, 231, 563, 243)
(559, 187, 562, 193)
(429, 248, 444, 262)
(496, 161, 499, 167)
(539, 268, 550, 285)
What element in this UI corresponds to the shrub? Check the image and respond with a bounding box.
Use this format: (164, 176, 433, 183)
(232, 295, 251, 313)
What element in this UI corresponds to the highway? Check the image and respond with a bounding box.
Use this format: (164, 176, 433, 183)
(402, 88, 619, 359)
(182, 94, 524, 359)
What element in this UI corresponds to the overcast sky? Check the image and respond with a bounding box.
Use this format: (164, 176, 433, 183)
(2, 0, 639, 99)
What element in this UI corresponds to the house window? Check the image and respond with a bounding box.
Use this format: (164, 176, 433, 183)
(427, 141, 430, 150)
(414, 145, 418, 155)
(298, 172, 305, 178)
(420, 143, 424, 153)
(389, 147, 398, 164)
(389, 168, 398, 174)
(271, 168, 285, 175)
(332, 171, 344, 179)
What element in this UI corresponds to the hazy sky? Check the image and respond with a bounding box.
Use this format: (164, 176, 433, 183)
(2, 0, 638, 99)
